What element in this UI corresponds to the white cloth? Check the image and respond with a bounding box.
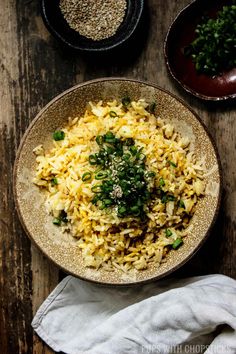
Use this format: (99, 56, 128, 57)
(32, 274, 236, 354)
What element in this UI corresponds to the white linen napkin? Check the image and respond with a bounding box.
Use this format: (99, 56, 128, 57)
(32, 274, 236, 354)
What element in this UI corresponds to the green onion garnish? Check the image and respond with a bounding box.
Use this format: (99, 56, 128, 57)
(82, 172, 92, 182)
(91, 184, 102, 193)
(89, 155, 97, 165)
(122, 97, 131, 107)
(161, 193, 176, 203)
(104, 131, 116, 143)
(104, 199, 113, 206)
(167, 195, 176, 202)
(52, 218, 61, 226)
(168, 161, 177, 167)
(118, 206, 127, 215)
(52, 210, 68, 225)
(89, 132, 157, 219)
(147, 171, 156, 178)
(130, 145, 137, 155)
(51, 177, 58, 186)
(130, 205, 140, 216)
(109, 111, 118, 118)
(165, 229, 172, 237)
(106, 146, 115, 154)
(95, 171, 108, 180)
(178, 200, 185, 209)
(122, 154, 131, 161)
(172, 238, 183, 250)
(161, 195, 168, 204)
(99, 202, 106, 210)
(124, 138, 134, 146)
(159, 178, 165, 187)
(53, 130, 65, 141)
(96, 135, 104, 145)
(60, 210, 68, 223)
(92, 194, 101, 204)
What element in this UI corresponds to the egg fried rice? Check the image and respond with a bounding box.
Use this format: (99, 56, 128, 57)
(33, 99, 205, 271)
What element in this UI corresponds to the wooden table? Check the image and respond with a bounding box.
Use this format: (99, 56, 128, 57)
(0, 0, 235, 353)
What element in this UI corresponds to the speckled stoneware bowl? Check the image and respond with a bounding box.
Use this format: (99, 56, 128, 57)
(14, 78, 222, 285)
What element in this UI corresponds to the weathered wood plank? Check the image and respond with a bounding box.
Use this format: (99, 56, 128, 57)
(0, 1, 33, 353)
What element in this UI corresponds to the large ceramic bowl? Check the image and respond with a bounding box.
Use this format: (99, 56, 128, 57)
(14, 78, 222, 285)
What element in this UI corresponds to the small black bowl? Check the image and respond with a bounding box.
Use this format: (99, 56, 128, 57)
(41, 0, 144, 52)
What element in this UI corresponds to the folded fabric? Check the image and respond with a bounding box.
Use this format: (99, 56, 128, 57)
(32, 274, 236, 354)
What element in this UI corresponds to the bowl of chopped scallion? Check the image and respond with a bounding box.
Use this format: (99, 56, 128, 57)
(164, 0, 236, 101)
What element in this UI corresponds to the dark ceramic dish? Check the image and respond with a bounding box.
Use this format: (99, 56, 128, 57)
(164, 0, 236, 101)
(41, 0, 144, 52)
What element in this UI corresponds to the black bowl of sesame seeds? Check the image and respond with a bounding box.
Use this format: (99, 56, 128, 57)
(41, 0, 144, 52)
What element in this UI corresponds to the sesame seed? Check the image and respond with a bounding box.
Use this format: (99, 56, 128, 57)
(59, 0, 127, 41)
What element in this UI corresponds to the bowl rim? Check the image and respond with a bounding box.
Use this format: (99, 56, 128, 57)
(13, 77, 223, 286)
(163, 0, 236, 101)
(40, 0, 144, 52)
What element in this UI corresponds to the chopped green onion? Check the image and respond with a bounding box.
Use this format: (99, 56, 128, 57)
(122, 97, 131, 107)
(147, 171, 156, 178)
(138, 153, 146, 161)
(53, 130, 65, 141)
(89, 131, 159, 219)
(118, 206, 127, 215)
(92, 194, 100, 204)
(159, 178, 165, 187)
(105, 131, 115, 139)
(109, 111, 117, 118)
(137, 168, 144, 176)
(172, 238, 183, 250)
(89, 155, 97, 165)
(96, 135, 104, 145)
(161, 193, 176, 203)
(104, 131, 116, 143)
(106, 146, 115, 154)
(178, 200, 185, 209)
(91, 184, 102, 193)
(51, 177, 58, 186)
(161, 195, 168, 204)
(184, 4, 236, 76)
(104, 199, 113, 206)
(95, 166, 103, 173)
(124, 138, 135, 146)
(95, 171, 108, 180)
(82, 172, 92, 182)
(60, 210, 68, 223)
(130, 205, 140, 216)
(52, 218, 61, 226)
(122, 154, 131, 161)
(168, 161, 177, 167)
(167, 195, 176, 202)
(130, 145, 137, 155)
(117, 171, 124, 179)
(165, 229, 172, 237)
(127, 167, 135, 177)
(99, 202, 106, 210)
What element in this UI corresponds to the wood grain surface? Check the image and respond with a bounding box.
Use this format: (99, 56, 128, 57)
(0, 0, 235, 353)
